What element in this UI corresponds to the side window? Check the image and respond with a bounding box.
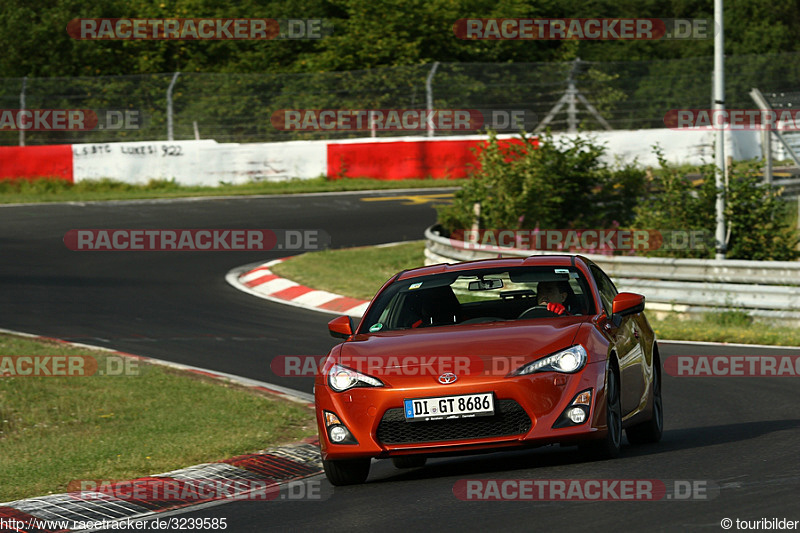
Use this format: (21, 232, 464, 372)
(591, 266, 618, 315)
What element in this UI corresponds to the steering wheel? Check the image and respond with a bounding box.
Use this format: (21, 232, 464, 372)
(518, 304, 569, 320)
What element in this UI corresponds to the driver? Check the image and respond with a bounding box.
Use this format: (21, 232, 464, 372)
(536, 281, 571, 315)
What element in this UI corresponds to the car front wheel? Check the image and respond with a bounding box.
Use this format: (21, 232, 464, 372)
(626, 359, 663, 444)
(580, 362, 622, 459)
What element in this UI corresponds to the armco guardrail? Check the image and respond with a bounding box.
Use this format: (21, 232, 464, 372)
(424, 225, 800, 324)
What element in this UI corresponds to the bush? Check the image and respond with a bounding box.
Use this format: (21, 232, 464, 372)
(632, 151, 799, 260)
(632, 150, 717, 259)
(436, 131, 646, 233)
(725, 165, 799, 261)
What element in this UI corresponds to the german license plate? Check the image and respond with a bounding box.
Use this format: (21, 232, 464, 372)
(403, 392, 494, 422)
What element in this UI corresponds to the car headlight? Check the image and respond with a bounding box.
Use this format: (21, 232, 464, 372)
(327, 364, 384, 392)
(511, 345, 588, 376)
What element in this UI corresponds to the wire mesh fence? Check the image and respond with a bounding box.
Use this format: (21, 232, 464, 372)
(3, 52, 800, 146)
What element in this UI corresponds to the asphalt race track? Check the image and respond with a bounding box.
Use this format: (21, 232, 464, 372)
(177, 344, 800, 533)
(0, 190, 450, 395)
(2, 191, 799, 533)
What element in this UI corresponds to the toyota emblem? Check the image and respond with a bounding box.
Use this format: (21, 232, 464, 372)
(438, 372, 457, 384)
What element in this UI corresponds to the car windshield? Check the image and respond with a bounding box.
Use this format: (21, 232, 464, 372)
(360, 266, 595, 333)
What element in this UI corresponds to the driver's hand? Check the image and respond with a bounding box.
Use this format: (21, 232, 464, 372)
(546, 302, 566, 315)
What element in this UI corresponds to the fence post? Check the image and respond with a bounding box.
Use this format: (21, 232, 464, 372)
(166, 72, 180, 141)
(19, 77, 27, 146)
(567, 59, 579, 133)
(762, 129, 773, 185)
(426, 62, 440, 137)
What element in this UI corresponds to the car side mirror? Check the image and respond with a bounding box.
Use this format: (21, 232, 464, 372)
(610, 292, 645, 327)
(328, 315, 354, 339)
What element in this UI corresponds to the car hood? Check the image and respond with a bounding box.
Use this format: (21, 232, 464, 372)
(336, 317, 587, 378)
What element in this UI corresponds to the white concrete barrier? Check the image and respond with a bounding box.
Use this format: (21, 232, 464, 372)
(553, 129, 761, 167)
(72, 139, 327, 185)
(65, 128, 762, 185)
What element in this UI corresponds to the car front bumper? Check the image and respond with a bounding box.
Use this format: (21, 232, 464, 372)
(315, 360, 610, 460)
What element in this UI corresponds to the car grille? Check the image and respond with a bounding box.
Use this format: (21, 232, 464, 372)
(376, 399, 532, 445)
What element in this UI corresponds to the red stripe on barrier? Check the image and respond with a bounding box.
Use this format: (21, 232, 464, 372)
(326, 138, 534, 180)
(317, 296, 366, 312)
(270, 285, 314, 300)
(0, 145, 73, 182)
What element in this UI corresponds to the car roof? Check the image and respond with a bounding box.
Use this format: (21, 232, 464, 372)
(395, 254, 588, 281)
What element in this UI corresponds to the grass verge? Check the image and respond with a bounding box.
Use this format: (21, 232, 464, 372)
(649, 313, 800, 346)
(271, 241, 800, 346)
(0, 177, 464, 204)
(0, 334, 316, 502)
(271, 241, 427, 301)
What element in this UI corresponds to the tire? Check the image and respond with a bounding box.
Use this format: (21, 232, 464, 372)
(626, 357, 663, 445)
(322, 458, 371, 486)
(580, 361, 622, 460)
(391, 455, 427, 469)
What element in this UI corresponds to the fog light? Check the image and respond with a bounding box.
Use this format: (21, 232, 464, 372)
(567, 407, 586, 424)
(553, 388, 593, 429)
(329, 425, 348, 443)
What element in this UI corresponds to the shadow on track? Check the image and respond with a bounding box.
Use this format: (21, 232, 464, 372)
(368, 418, 800, 484)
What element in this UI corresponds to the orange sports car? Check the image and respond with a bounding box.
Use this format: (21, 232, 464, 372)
(315, 255, 662, 485)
